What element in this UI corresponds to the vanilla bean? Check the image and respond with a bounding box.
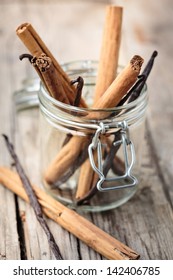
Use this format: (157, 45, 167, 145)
(61, 134, 72, 147)
(62, 76, 84, 146)
(19, 53, 48, 92)
(111, 156, 125, 176)
(2, 134, 63, 260)
(71, 76, 84, 107)
(117, 75, 144, 106)
(103, 132, 122, 175)
(19, 53, 33, 62)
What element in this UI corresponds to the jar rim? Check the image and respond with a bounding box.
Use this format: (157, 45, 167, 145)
(39, 81, 148, 114)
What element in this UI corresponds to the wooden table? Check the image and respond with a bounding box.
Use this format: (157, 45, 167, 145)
(0, 0, 173, 260)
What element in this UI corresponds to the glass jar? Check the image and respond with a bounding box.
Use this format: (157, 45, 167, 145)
(38, 60, 148, 212)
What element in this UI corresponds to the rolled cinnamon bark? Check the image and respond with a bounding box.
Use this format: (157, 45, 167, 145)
(90, 55, 144, 118)
(77, 6, 123, 199)
(76, 150, 98, 200)
(93, 5, 123, 102)
(0, 166, 140, 260)
(16, 23, 87, 107)
(33, 53, 69, 103)
(44, 136, 91, 184)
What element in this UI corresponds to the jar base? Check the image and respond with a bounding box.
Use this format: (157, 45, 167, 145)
(43, 183, 138, 213)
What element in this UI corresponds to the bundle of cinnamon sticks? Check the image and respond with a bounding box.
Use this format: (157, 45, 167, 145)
(15, 5, 157, 206)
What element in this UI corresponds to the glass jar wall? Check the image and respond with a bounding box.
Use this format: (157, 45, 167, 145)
(38, 61, 148, 212)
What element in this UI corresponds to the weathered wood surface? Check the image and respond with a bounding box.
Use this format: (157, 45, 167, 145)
(0, 0, 173, 260)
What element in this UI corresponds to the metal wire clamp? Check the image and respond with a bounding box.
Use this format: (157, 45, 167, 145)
(88, 121, 138, 192)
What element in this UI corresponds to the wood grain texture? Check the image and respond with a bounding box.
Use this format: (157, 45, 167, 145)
(0, 0, 173, 260)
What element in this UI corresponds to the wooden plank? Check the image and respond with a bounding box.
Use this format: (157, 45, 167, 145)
(0, 7, 21, 259)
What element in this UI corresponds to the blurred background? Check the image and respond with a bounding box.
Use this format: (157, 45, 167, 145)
(0, 0, 172, 85)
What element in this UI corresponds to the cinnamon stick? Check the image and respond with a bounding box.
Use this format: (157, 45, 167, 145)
(90, 55, 144, 118)
(0, 166, 140, 260)
(52, 146, 89, 188)
(20, 53, 70, 103)
(16, 22, 87, 107)
(45, 55, 144, 184)
(93, 6, 123, 102)
(33, 53, 70, 103)
(77, 6, 123, 199)
(76, 150, 98, 200)
(44, 136, 89, 184)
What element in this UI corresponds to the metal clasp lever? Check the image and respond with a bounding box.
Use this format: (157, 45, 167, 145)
(88, 121, 138, 192)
